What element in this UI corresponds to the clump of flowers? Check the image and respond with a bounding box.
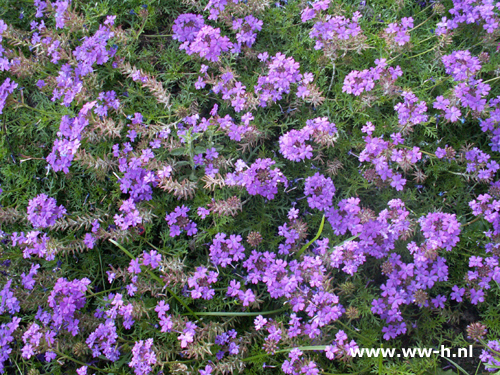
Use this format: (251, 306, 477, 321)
(342, 59, 403, 97)
(0, 317, 20, 374)
(155, 301, 173, 333)
(48, 277, 91, 336)
(325, 330, 359, 360)
(113, 198, 142, 231)
(301, 1, 366, 59)
(27, 194, 66, 229)
(86, 320, 120, 362)
(464, 256, 500, 304)
(226, 158, 288, 200)
(209, 232, 246, 267)
(129, 339, 156, 375)
(0, 78, 17, 115)
(188, 266, 218, 300)
(227, 279, 256, 306)
(464, 147, 499, 182)
(357, 127, 422, 191)
(254, 53, 317, 107)
(165, 205, 198, 237)
(480, 340, 500, 372)
(232, 15, 263, 51)
(442, 50, 482, 82)
(419, 212, 461, 251)
(384, 17, 413, 49)
(436, 0, 500, 35)
(214, 329, 242, 359)
(279, 117, 338, 162)
(394, 91, 429, 130)
(304, 172, 336, 211)
(11, 231, 53, 260)
(180, 25, 233, 62)
(172, 13, 205, 43)
(469, 183, 500, 254)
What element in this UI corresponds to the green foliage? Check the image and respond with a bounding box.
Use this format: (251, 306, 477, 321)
(0, 0, 500, 374)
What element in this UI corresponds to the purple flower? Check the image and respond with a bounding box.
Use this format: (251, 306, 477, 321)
(226, 158, 288, 200)
(451, 285, 465, 302)
(21, 264, 40, 290)
(27, 194, 66, 229)
(48, 277, 91, 336)
(431, 295, 446, 309)
(442, 50, 482, 81)
(209, 233, 246, 267)
(394, 91, 428, 127)
(172, 14, 205, 43)
(129, 339, 156, 375)
(181, 25, 232, 62)
(0, 77, 17, 115)
(165, 205, 198, 237)
(470, 288, 485, 304)
(86, 320, 120, 361)
(304, 173, 336, 211)
(199, 364, 213, 375)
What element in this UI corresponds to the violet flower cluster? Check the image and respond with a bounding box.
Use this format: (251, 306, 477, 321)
(342, 59, 403, 96)
(11, 231, 52, 260)
(47, 105, 94, 173)
(209, 232, 246, 267)
(129, 339, 156, 375)
(0, 317, 20, 374)
(27, 194, 66, 229)
(304, 172, 336, 211)
(254, 53, 315, 107)
(165, 205, 198, 237)
(358, 127, 422, 191)
(433, 51, 491, 127)
(86, 320, 120, 362)
(155, 300, 173, 333)
(0, 77, 17, 115)
(394, 91, 429, 128)
(227, 279, 256, 306)
(214, 329, 241, 359)
(302, 0, 363, 54)
(480, 340, 500, 372)
(384, 17, 413, 47)
(180, 25, 232, 62)
(279, 117, 338, 162)
(47, 277, 91, 336)
(436, 0, 500, 35)
(187, 266, 218, 300)
(226, 158, 288, 199)
(232, 15, 263, 51)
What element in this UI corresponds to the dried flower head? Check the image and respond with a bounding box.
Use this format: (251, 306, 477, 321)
(467, 322, 487, 341)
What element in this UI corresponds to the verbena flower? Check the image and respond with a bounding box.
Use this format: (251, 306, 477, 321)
(27, 193, 66, 229)
(129, 339, 156, 375)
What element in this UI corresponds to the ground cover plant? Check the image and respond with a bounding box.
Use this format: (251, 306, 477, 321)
(0, 0, 500, 374)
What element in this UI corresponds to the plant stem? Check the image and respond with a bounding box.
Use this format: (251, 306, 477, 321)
(134, 17, 148, 41)
(295, 215, 326, 258)
(15, 103, 60, 117)
(410, 13, 435, 32)
(463, 216, 481, 227)
(408, 45, 438, 60)
(484, 76, 500, 84)
(86, 286, 122, 298)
